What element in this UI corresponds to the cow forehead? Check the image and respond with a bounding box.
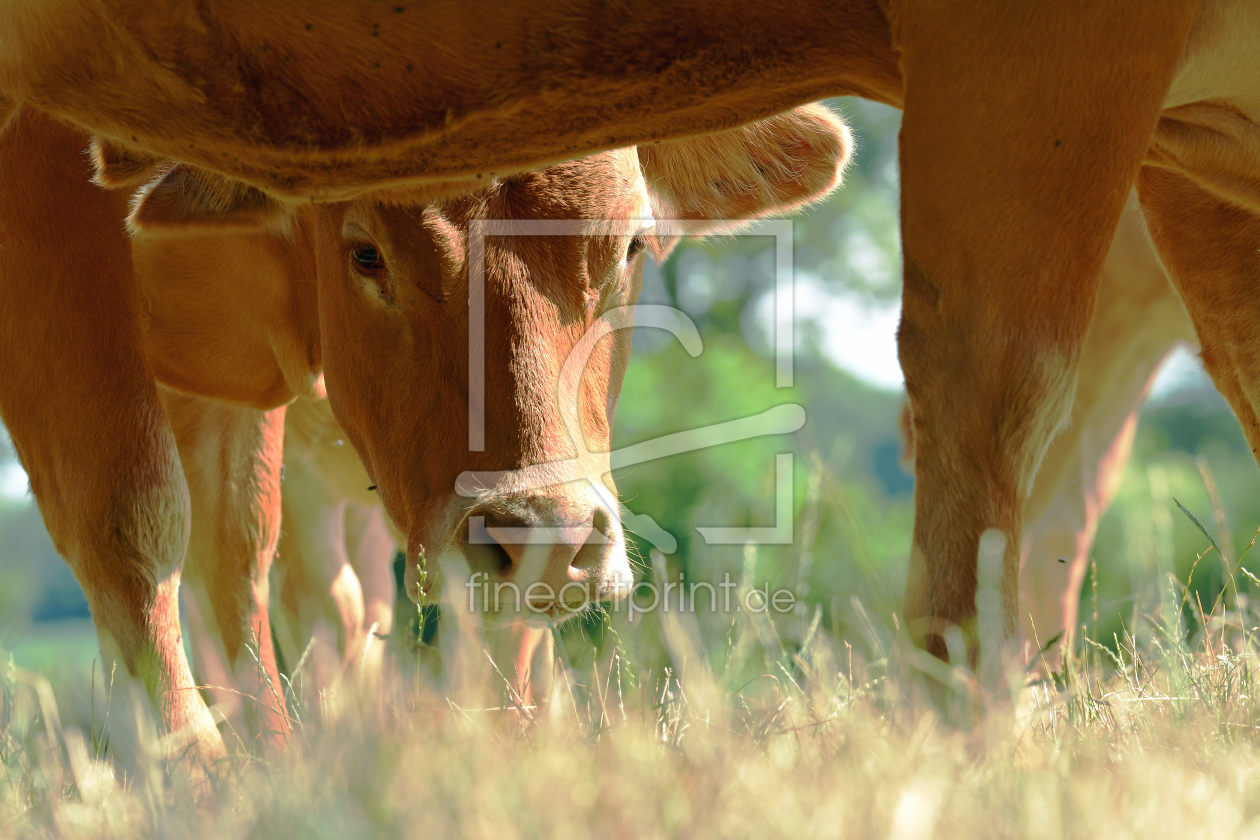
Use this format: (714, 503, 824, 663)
(487, 148, 648, 223)
(339, 148, 649, 235)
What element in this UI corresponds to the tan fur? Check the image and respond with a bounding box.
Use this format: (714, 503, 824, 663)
(275, 395, 400, 690)
(641, 103, 851, 224)
(159, 388, 290, 745)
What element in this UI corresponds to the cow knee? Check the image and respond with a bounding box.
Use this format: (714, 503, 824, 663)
(38, 446, 191, 610)
(900, 310, 1077, 498)
(72, 480, 191, 676)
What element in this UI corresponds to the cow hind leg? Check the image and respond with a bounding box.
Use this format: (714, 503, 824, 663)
(1019, 203, 1194, 664)
(276, 460, 357, 693)
(0, 110, 222, 773)
(161, 389, 290, 748)
(1139, 167, 1260, 534)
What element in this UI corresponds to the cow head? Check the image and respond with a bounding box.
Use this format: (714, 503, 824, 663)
(120, 103, 850, 622)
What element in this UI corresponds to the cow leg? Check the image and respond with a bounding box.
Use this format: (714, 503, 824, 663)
(1138, 168, 1260, 508)
(0, 111, 221, 768)
(485, 625, 553, 713)
(344, 504, 397, 681)
(892, 4, 1197, 660)
(1019, 203, 1194, 662)
(277, 456, 357, 690)
(160, 389, 290, 747)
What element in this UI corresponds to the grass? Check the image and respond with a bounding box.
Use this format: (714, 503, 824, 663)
(5, 546, 1260, 840)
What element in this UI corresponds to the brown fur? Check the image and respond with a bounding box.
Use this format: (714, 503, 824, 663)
(11, 0, 1257, 677)
(130, 164, 295, 235)
(899, 201, 1196, 662)
(89, 136, 163, 189)
(1140, 167, 1260, 488)
(0, 2, 897, 199)
(0, 111, 219, 772)
(0, 105, 845, 762)
(892, 3, 1200, 659)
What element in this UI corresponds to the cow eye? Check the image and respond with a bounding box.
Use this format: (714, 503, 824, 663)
(625, 235, 646, 263)
(351, 243, 384, 271)
(349, 241, 395, 302)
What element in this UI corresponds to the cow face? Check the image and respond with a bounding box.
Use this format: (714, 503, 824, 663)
(122, 103, 850, 622)
(315, 150, 649, 619)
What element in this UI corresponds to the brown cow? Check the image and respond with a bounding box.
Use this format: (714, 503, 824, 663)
(0, 104, 848, 768)
(8, 2, 1259, 678)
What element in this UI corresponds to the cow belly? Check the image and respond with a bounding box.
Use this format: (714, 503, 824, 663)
(1166, 0, 1260, 114)
(1155, 0, 1260, 214)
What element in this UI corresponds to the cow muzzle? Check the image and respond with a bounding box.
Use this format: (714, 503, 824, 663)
(454, 486, 633, 621)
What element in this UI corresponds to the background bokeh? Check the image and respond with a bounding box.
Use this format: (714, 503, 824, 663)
(0, 97, 1253, 670)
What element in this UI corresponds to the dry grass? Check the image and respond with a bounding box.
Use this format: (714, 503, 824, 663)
(6, 558, 1260, 840)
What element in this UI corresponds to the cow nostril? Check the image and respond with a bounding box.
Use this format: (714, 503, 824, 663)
(591, 506, 613, 542)
(466, 507, 529, 577)
(571, 506, 617, 571)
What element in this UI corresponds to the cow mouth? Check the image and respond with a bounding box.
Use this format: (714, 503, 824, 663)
(518, 576, 634, 623)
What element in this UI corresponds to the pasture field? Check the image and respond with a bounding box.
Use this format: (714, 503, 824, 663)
(5, 531, 1260, 840)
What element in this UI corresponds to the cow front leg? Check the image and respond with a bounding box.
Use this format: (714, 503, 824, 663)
(485, 624, 553, 714)
(0, 110, 221, 770)
(276, 454, 358, 692)
(161, 389, 290, 747)
(891, 2, 1197, 662)
(345, 504, 399, 682)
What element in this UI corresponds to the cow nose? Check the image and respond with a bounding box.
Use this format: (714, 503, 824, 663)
(465, 500, 613, 578)
(460, 494, 624, 616)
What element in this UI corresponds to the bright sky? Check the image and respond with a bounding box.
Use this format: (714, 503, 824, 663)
(790, 282, 1207, 400)
(0, 459, 27, 501)
(792, 277, 905, 390)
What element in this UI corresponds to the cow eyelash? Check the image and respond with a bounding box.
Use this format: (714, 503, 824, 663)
(349, 241, 395, 302)
(625, 234, 647, 263)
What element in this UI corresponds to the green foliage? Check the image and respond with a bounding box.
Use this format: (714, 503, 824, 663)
(1089, 383, 1260, 649)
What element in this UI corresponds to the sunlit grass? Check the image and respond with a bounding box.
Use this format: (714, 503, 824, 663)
(6, 545, 1260, 839)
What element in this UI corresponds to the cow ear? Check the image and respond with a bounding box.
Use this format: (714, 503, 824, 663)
(637, 103, 851, 233)
(89, 137, 164, 189)
(128, 164, 292, 234)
